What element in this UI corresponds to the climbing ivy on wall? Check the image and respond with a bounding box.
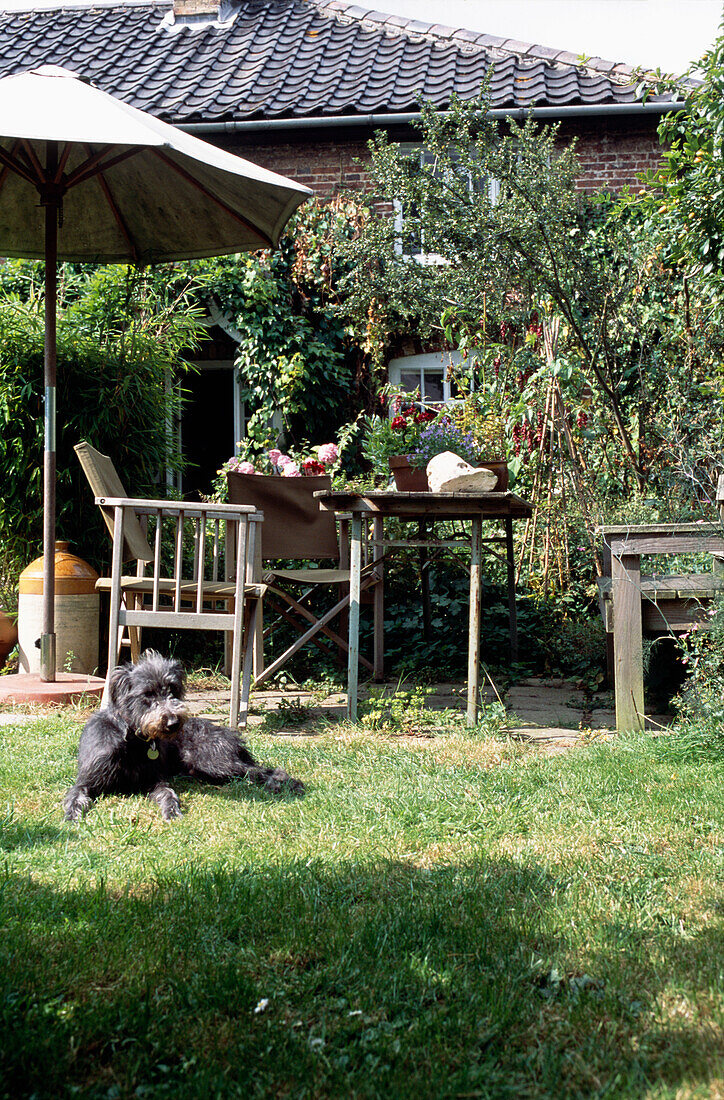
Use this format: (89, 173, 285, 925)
(192, 196, 371, 457)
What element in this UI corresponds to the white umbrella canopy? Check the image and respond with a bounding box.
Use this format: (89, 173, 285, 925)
(0, 64, 310, 260)
(0, 64, 312, 680)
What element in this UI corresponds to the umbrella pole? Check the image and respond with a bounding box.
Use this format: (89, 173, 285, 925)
(40, 177, 58, 682)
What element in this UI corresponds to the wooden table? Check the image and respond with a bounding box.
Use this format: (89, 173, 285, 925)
(597, 523, 724, 731)
(316, 490, 533, 725)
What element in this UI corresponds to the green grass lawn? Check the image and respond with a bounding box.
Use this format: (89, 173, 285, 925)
(0, 710, 722, 1099)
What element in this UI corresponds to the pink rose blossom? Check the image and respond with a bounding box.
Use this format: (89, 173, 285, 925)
(317, 443, 339, 465)
(276, 454, 292, 468)
(281, 462, 301, 477)
(227, 456, 253, 473)
(268, 449, 282, 466)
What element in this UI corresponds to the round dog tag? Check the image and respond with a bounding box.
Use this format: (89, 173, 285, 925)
(147, 742, 159, 760)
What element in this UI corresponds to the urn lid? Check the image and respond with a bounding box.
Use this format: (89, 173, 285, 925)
(19, 541, 99, 595)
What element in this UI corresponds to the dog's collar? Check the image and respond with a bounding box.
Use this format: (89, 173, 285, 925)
(124, 724, 152, 742)
(125, 726, 160, 759)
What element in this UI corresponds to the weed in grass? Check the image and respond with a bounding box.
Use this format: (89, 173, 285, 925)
(275, 696, 313, 725)
(469, 699, 510, 739)
(300, 672, 347, 703)
(358, 680, 438, 732)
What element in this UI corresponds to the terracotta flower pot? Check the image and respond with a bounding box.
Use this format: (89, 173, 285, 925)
(0, 609, 18, 669)
(388, 455, 429, 492)
(479, 459, 509, 492)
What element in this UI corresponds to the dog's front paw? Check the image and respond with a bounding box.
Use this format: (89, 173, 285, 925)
(63, 786, 93, 821)
(148, 784, 182, 821)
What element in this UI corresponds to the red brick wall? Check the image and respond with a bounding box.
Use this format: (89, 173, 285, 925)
(224, 135, 373, 196)
(220, 115, 662, 197)
(560, 118, 663, 193)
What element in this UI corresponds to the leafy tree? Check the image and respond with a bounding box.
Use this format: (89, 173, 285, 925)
(638, 30, 724, 296)
(342, 90, 669, 489)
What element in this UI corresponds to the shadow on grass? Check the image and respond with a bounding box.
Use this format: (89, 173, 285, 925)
(0, 857, 720, 1099)
(0, 821, 68, 852)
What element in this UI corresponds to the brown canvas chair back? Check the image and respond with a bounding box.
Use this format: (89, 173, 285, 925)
(227, 472, 338, 560)
(74, 441, 154, 563)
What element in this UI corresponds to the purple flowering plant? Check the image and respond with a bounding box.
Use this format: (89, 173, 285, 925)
(409, 419, 482, 470)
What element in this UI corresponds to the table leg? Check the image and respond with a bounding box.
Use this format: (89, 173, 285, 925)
(419, 519, 432, 642)
(347, 514, 363, 722)
(373, 515, 384, 680)
(612, 552, 644, 731)
(252, 534, 264, 679)
(467, 516, 483, 726)
(505, 517, 518, 663)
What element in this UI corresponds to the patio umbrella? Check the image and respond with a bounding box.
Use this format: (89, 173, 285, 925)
(0, 64, 311, 682)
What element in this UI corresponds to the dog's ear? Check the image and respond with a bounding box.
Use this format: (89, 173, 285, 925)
(169, 659, 186, 695)
(107, 663, 131, 708)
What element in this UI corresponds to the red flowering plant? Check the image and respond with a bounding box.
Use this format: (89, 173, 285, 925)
(361, 388, 438, 477)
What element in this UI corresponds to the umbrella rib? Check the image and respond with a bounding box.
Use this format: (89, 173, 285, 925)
(153, 149, 274, 248)
(87, 145, 139, 265)
(65, 147, 142, 190)
(54, 144, 73, 185)
(0, 144, 40, 187)
(20, 139, 47, 185)
(63, 145, 113, 187)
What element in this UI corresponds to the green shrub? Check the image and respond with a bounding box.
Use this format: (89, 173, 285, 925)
(671, 596, 724, 758)
(0, 264, 205, 581)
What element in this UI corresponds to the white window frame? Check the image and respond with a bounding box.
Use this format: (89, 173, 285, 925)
(393, 144, 500, 265)
(387, 350, 465, 409)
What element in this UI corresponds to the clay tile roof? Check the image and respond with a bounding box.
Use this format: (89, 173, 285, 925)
(0, 0, 669, 126)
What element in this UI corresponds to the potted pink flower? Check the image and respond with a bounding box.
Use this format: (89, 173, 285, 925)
(221, 441, 340, 480)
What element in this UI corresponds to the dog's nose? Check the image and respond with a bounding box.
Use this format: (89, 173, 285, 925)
(166, 716, 180, 731)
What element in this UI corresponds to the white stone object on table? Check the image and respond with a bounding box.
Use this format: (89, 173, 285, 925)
(426, 451, 498, 494)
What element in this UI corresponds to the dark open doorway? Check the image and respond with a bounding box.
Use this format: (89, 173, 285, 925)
(181, 365, 235, 497)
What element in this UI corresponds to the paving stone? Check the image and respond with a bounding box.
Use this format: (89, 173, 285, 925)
(512, 727, 582, 743)
(0, 712, 38, 726)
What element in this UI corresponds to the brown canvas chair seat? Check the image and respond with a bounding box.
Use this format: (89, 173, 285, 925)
(227, 471, 383, 685)
(265, 567, 347, 585)
(75, 441, 265, 728)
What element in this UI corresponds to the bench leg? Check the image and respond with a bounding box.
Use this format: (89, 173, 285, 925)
(612, 552, 644, 731)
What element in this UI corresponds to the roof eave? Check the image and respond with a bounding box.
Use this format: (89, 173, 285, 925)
(179, 100, 677, 134)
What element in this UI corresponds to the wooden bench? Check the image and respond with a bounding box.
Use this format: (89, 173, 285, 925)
(596, 523, 724, 731)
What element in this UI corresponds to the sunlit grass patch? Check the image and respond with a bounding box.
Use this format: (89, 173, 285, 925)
(0, 711, 721, 1097)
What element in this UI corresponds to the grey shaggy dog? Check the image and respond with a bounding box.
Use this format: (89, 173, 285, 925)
(63, 650, 304, 821)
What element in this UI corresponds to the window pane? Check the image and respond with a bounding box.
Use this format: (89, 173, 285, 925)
(399, 371, 420, 393)
(423, 372, 445, 402)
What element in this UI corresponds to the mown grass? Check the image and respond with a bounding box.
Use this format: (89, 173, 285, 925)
(0, 709, 722, 1099)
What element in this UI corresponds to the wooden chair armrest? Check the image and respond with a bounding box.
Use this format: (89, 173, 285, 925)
(96, 496, 260, 520)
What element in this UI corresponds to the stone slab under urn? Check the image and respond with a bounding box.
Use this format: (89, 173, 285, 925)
(427, 451, 498, 494)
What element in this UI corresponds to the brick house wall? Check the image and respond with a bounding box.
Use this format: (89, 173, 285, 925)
(561, 118, 663, 193)
(219, 114, 663, 198)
